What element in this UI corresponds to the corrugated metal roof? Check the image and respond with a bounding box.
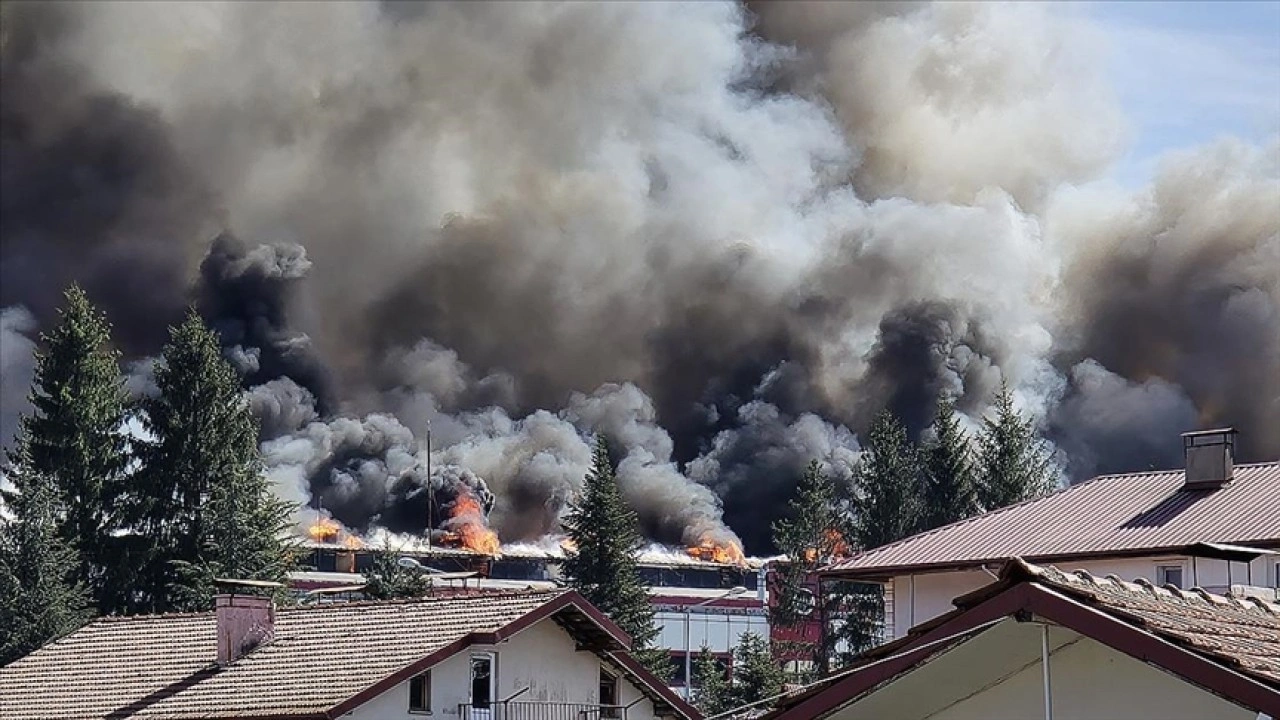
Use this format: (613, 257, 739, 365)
(826, 462, 1280, 577)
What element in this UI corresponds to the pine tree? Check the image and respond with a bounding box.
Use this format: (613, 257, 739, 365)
(135, 310, 295, 612)
(563, 437, 670, 679)
(6, 285, 129, 612)
(690, 646, 730, 716)
(975, 384, 1056, 511)
(724, 632, 786, 713)
(770, 460, 852, 675)
(363, 550, 430, 600)
(851, 410, 922, 550)
(919, 398, 979, 531)
(0, 458, 91, 666)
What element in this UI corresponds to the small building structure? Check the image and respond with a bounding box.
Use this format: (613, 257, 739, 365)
(764, 558, 1280, 720)
(824, 429, 1280, 640)
(0, 588, 699, 720)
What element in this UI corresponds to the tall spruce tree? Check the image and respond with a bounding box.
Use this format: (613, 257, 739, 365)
(0, 458, 91, 666)
(136, 310, 294, 612)
(690, 646, 730, 715)
(770, 460, 852, 674)
(6, 285, 129, 611)
(562, 437, 669, 678)
(851, 410, 922, 550)
(919, 398, 979, 532)
(723, 632, 786, 713)
(975, 384, 1056, 511)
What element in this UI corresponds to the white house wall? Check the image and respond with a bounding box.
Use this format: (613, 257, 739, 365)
(888, 554, 1278, 638)
(343, 618, 662, 719)
(829, 624, 1254, 720)
(923, 632, 1254, 720)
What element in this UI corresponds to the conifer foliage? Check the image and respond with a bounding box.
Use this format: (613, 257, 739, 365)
(851, 411, 922, 550)
(363, 550, 430, 600)
(0, 460, 91, 666)
(6, 286, 128, 609)
(919, 398, 980, 531)
(562, 437, 669, 678)
(771, 460, 851, 672)
(136, 310, 295, 612)
(690, 645, 730, 715)
(976, 384, 1056, 511)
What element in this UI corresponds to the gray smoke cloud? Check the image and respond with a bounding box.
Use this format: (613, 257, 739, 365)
(0, 307, 38, 451)
(1, 1, 1276, 553)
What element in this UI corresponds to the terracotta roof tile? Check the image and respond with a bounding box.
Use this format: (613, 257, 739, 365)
(827, 462, 1280, 576)
(0, 590, 565, 720)
(1013, 561, 1280, 685)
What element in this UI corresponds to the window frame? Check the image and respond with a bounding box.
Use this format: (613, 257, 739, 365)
(1156, 564, 1184, 589)
(408, 670, 431, 714)
(470, 652, 496, 709)
(599, 667, 620, 718)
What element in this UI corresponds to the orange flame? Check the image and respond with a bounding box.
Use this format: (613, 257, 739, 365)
(802, 529, 851, 564)
(686, 535, 747, 566)
(559, 537, 578, 555)
(439, 491, 501, 555)
(306, 516, 364, 549)
(307, 517, 341, 542)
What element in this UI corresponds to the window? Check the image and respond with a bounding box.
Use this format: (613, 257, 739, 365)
(470, 654, 494, 709)
(599, 668, 620, 718)
(408, 671, 431, 712)
(1274, 561, 1279, 589)
(1157, 565, 1184, 589)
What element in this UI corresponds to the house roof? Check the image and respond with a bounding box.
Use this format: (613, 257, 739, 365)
(764, 558, 1280, 720)
(825, 461, 1280, 578)
(0, 589, 699, 720)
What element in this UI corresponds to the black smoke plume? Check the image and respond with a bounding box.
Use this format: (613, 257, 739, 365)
(1, 2, 1276, 554)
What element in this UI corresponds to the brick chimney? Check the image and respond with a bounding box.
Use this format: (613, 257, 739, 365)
(216, 593, 276, 665)
(1182, 428, 1236, 490)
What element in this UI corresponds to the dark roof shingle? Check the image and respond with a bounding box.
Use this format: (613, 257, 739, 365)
(827, 462, 1280, 577)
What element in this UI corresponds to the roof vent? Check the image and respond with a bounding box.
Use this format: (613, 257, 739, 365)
(1181, 428, 1236, 490)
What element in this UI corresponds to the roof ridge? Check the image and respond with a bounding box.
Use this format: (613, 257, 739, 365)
(281, 588, 566, 613)
(1027, 560, 1280, 615)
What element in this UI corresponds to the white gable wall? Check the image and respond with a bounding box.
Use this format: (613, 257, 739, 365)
(826, 623, 1255, 720)
(924, 632, 1253, 720)
(344, 617, 665, 719)
(887, 554, 1277, 639)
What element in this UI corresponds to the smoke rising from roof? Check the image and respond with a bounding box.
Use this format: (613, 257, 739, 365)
(1, 1, 1276, 553)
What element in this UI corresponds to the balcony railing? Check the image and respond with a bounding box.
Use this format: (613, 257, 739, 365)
(459, 702, 626, 720)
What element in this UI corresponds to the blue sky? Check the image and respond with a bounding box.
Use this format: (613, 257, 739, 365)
(1086, 1, 1280, 186)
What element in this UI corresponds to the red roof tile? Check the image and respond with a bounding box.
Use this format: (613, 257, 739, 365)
(827, 461, 1280, 577)
(0, 590, 698, 720)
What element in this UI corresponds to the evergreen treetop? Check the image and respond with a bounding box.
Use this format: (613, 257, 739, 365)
(135, 309, 290, 612)
(562, 437, 669, 678)
(851, 410, 922, 551)
(0, 457, 91, 666)
(976, 384, 1056, 511)
(363, 550, 431, 600)
(723, 632, 786, 714)
(770, 460, 852, 673)
(690, 645, 730, 716)
(919, 398, 980, 532)
(7, 285, 128, 604)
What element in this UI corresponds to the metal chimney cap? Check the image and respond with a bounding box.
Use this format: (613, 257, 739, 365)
(1181, 427, 1237, 439)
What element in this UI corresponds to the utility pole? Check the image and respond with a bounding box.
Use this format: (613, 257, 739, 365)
(426, 420, 433, 551)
